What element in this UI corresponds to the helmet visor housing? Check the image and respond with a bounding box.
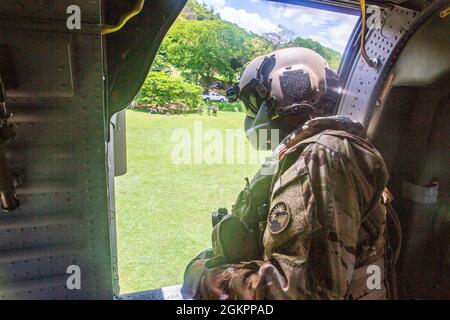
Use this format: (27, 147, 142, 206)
(227, 79, 269, 118)
(239, 80, 267, 118)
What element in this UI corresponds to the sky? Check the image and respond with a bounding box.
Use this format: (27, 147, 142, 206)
(197, 0, 359, 53)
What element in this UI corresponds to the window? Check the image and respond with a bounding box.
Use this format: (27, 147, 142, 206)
(115, 0, 357, 295)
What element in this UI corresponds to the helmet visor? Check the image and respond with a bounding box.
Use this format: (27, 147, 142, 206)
(239, 79, 268, 118)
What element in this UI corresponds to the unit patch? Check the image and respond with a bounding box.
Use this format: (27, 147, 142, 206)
(268, 202, 291, 234)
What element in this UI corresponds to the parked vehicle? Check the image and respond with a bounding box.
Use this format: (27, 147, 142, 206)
(201, 91, 228, 102)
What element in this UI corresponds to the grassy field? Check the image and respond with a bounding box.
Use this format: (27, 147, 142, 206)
(115, 110, 266, 294)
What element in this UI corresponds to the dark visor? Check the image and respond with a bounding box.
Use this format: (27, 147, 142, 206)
(227, 79, 268, 118)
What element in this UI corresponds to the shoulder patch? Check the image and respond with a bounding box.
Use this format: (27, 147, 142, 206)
(268, 202, 291, 234)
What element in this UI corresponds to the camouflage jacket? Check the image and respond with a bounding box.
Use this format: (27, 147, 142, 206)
(182, 117, 389, 300)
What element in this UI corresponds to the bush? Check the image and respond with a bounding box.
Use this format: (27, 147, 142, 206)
(206, 101, 243, 112)
(136, 71, 203, 110)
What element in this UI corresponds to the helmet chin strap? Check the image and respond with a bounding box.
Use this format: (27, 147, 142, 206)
(245, 100, 323, 151)
(276, 103, 317, 119)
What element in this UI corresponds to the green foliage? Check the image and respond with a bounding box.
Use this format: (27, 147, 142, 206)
(183, 0, 220, 20)
(207, 101, 243, 112)
(144, 0, 344, 109)
(151, 51, 172, 72)
(159, 17, 272, 87)
(136, 71, 203, 109)
(282, 37, 342, 70)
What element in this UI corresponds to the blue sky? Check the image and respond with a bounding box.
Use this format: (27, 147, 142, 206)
(197, 0, 359, 53)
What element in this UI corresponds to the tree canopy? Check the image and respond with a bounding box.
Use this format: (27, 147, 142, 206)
(282, 37, 341, 70)
(136, 71, 203, 108)
(159, 17, 272, 87)
(137, 0, 343, 109)
(157, 0, 342, 88)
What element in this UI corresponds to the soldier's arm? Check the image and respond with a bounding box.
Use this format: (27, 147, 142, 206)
(184, 142, 363, 299)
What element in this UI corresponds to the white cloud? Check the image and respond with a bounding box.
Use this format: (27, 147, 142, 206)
(217, 7, 282, 35)
(197, 0, 280, 35)
(269, 3, 300, 19)
(269, 3, 357, 52)
(271, 4, 352, 27)
(310, 16, 357, 52)
(199, 1, 357, 52)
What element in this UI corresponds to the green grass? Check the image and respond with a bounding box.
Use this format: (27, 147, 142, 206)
(115, 110, 266, 294)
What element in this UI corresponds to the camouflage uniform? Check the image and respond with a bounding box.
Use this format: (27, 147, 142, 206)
(182, 117, 389, 300)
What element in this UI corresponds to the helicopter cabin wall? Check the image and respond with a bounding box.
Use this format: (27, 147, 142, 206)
(0, 1, 116, 299)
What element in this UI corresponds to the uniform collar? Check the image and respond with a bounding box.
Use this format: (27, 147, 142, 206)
(276, 116, 365, 160)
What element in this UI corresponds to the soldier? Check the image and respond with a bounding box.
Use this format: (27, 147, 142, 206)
(182, 47, 394, 300)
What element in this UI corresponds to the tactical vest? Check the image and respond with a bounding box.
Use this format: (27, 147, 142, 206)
(212, 129, 399, 300)
(275, 129, 396, 300)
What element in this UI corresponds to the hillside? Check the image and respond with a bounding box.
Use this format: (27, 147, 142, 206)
(182, 0, 342, 70)
(181, 0, 220, 20)
(282, 37, 341, 70)
(140, 0, 342, 108)
(164, 1, 342, 79)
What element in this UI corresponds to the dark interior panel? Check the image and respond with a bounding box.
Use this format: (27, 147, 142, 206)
(369, 85, 449, 299)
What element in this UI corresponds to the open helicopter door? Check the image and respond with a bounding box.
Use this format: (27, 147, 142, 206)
(0, 0, 185, 299)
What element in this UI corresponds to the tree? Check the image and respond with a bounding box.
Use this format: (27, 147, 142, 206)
(159, 18, 272, 88)
(136, 71, 203, 109)
(182, 0, 220, 20)
(282, 37, 342, 70)
(263, 24, 295, 49)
